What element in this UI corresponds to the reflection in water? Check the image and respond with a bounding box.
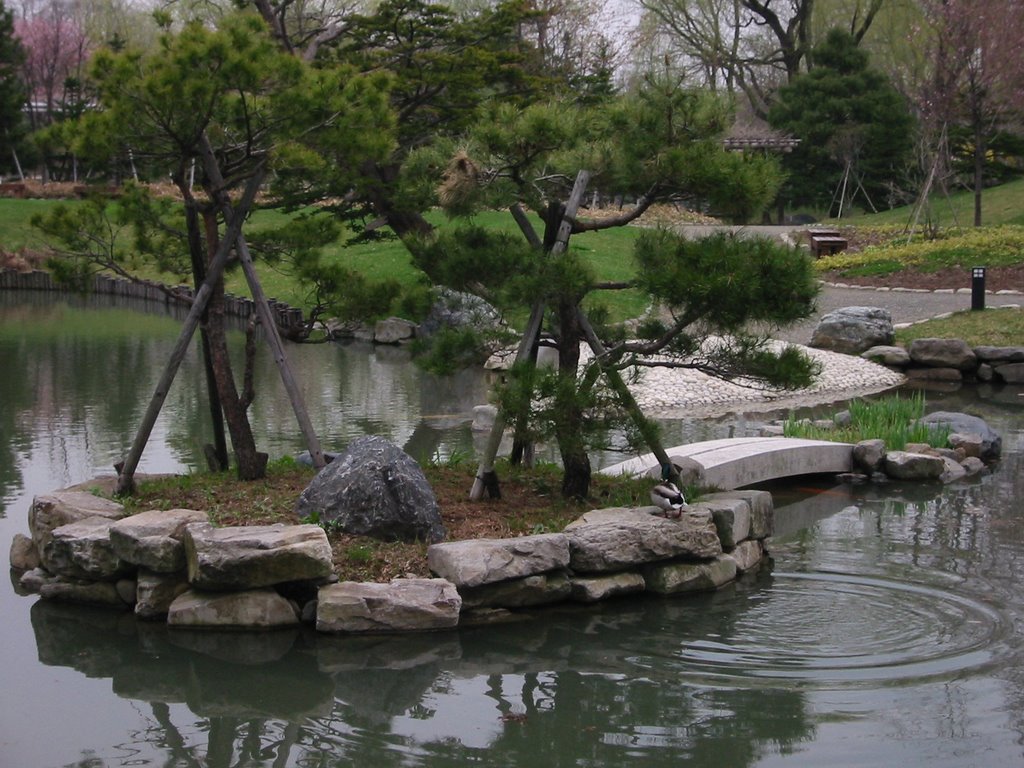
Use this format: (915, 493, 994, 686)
(30, 587, 816, 768)
(4, 293, 1024, 767)
(0, 292, 491, 510)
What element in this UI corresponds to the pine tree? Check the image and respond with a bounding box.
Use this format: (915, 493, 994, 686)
(0, 0, 26, 177)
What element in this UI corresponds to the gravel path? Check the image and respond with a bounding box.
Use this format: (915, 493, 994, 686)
(620, 224, 1024, 416)
(623, 282, 1022, 418)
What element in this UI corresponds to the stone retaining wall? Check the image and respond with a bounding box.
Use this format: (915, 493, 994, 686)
(862, 339, 1024, 384)
(10, 487, 775, 634)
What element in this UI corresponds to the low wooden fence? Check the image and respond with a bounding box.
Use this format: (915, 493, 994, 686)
(0, 269, 306, 333)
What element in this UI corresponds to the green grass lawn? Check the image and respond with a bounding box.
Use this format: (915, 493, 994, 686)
(894, 307, 1024, 347)
(0, 198, 649, 322)
(5, 181, 1021, 326)
(837, 176, 1024, 228)
(815, 224, 1024, 278)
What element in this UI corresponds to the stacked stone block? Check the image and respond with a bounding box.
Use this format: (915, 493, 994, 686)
(12, 488, 775, 635)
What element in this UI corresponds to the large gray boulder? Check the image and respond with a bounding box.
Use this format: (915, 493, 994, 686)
(699, 497, 750, 549)
(418, 287, 504, 337)
(810, 307, 894, 354)
(973, 346, 1024, 363)
(726, 540, 765, 572)
(916, 411, 1002, 461)
(426, 533, 570, 588)
(995, 363, 1024, 384)
(9, 533, 40, 571)
(373, 317, 417, 344)
(109, 508, 207, 573)
(700, 491, 774, 539)
(183, 523, 333, 590)
(883, 451, 945, 481)
(317, 578, 462, 633)
(852, 438, 887, 473)
(295, 436, 445, 544)
(908, 338, 977, 370)
(565, 509, 722, 573)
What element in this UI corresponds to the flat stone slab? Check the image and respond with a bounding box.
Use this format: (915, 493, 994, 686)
(46, 517, 130, 581)
(426, 533, 570, 589)
(643, 554, 738, 594)
(29, 491, 126, 572)
(459, 572, 572, 609)
(565, 509, 721, 573)
(570, 572, 646, 603)
(600, 437, 854, 490)
(317, 578, 461, 633)
(109, 509, 208, 573)
(184, 523, 333, 590)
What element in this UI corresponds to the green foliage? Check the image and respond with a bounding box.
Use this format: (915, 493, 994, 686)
(635, 230, 820, 330)
(769, 29, 914, 211)
(412, 326, 495, 375)
(72, 10, 394, 203)
(30, 185, 192, 289)
(409, 224, 538, 298)
(817, 225, 1024, 276)
(0, 1, 26, 173)
(334, 0, 539, 152)
(783, 393, 950, 450)
(596, 79, 782, 222)
(629, 230, 821, 389)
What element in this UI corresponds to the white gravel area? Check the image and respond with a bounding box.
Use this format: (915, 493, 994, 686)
(584, 340, 906, 418)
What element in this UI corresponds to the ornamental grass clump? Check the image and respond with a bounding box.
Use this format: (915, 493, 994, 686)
(784, 393, 950, 451)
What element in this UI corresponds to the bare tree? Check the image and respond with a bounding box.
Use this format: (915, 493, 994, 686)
(635, 0, 885, 115)
(906, 0, 1024, 226)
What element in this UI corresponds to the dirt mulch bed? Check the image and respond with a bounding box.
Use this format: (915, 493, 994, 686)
(125, 465, 650, 584)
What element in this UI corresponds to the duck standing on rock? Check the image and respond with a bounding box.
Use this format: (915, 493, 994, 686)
(650, 482, 686, 518)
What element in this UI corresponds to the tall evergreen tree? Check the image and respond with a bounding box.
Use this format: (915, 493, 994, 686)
(768, 28, 914, 214)
(0, 0, 26, 177)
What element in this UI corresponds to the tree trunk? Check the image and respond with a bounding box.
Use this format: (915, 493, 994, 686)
(973, 121, 985, 227)
(201, 210, 267, 480)
(176, 177, 229, 471)
(560, 448, 592, 500)
(554, 296, 591, 499)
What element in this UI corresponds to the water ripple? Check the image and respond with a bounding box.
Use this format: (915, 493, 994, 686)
(671, 571, 1010, 686)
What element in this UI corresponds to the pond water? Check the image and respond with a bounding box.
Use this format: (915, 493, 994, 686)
(2, 292, 1023, 767)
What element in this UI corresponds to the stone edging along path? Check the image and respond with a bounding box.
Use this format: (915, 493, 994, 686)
(9, 487, 774, 634)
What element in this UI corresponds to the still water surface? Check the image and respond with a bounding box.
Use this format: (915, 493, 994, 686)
(2, 292, 1023, 767)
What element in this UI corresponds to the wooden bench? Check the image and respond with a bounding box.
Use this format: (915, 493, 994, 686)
(807, 228, 847, 257)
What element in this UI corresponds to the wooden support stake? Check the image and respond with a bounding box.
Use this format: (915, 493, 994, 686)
(199, 136, 326, 471)
(468, 171, 591, 500)
(576, 309, 680, 487)
(115, 171, 265, 495)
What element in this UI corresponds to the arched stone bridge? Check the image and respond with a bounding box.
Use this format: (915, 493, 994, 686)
(600, 437, 854, 490)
